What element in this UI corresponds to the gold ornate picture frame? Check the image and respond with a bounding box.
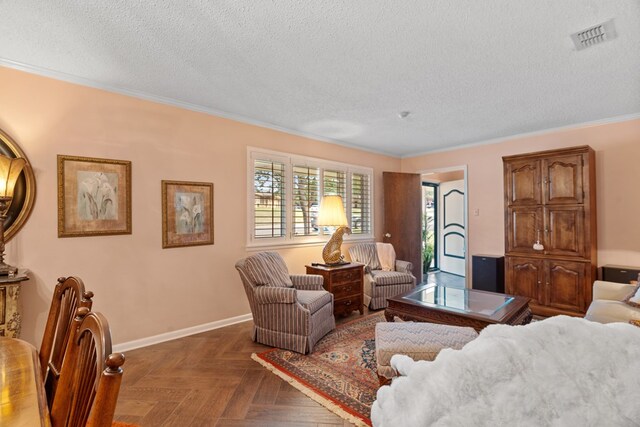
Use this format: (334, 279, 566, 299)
(57, 155, 132, 237)
(162, 180, 214, 248)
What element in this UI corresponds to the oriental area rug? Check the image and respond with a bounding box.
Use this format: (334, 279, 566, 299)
(252, 312, 385, 427)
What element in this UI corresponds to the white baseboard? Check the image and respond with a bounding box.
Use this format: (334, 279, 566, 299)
(112, 313, 253, 353)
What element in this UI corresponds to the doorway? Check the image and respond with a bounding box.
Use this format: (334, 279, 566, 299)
(420, 166, 468, 286)
(421, 182, 438, 273)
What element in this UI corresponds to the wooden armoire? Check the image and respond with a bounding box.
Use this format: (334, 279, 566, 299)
(503, 146, 596, 317)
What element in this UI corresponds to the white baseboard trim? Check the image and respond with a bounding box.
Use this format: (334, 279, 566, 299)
(112, 313, 253, 353)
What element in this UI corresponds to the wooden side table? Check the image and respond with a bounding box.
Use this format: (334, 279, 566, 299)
(0, 269, 30, 337)
(306, 263, 364, 317)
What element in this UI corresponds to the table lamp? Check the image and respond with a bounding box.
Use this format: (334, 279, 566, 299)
(317, 195, 351, 265)
(0, 155, 26, 275)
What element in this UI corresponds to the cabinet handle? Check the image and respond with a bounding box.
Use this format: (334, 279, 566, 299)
(346, 286, 352, 292)
(344, 300, 352, 306)
(537, 281, 542, 284)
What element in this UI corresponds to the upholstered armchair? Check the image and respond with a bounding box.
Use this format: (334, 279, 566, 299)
(235, 252, 336, 354)
(349, 243, 416, 310)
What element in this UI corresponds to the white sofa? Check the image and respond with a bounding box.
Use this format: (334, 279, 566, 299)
(584, 280, 640, 323)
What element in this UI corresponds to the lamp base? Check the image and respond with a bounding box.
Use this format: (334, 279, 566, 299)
(0, 262, 17, 276)
(321, 226, 352, 265)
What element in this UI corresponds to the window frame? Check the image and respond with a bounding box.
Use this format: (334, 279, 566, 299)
(247, 147, 374, 249)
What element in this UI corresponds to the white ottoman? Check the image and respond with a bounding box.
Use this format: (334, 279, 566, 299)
(375, 321, 478, 384)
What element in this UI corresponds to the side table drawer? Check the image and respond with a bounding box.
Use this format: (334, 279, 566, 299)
(334, 296, 362, 317)
(332, 269, 361, 284)
(332, 281, 360, 299)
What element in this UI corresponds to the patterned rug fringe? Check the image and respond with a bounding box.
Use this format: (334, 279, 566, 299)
(251, 353, 370, 427)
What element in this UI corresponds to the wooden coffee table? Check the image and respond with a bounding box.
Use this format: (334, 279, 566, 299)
(385, 284, 532, 332)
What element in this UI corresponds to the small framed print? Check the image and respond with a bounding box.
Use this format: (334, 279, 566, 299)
(162, 180, 214, 248)
(57, 155, 132, 237)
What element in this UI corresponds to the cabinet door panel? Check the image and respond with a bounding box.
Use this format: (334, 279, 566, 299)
(506, 159, 541, 206)
(545, 260, 586, 313)
(544, 206, 585, 257)
(507, 207, 543, 254)
(543, 155, 584, 204)
(506, 257, 543, 305)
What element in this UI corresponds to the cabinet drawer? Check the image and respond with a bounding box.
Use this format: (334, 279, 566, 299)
(331, 268, 361, 284)
(332, 281, 360, 299)
(334, 296, 362, 315)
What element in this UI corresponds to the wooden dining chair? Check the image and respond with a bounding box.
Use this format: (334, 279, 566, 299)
(50, 307, 125, 427)
(40, 276, 94, 408)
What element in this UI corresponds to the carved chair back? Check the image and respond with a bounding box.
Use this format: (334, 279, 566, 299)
(50, 308, 125, 427)
(40, 276, 94, 408)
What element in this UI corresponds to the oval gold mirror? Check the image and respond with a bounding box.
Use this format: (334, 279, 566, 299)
(0, 129, 36, 241)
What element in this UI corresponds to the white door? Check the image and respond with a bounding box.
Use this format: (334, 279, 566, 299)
(439, 180, 465, 276)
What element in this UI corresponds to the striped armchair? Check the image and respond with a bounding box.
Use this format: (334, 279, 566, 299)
(235, 252, 336, 354)
(349, 243, 416, 310)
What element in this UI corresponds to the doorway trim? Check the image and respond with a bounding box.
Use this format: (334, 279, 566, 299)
(419, 165, 469, 286)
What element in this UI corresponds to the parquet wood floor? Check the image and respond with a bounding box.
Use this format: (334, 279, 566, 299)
(114, 309, 371, 426)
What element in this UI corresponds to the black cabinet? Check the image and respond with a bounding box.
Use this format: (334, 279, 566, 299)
(472, 255, 505, 293)
(601, 265, 640, 284)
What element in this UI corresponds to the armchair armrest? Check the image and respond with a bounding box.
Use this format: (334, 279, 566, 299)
(254, 286, 297, 305)
(395, 260, 413, 274)
(291, 274, 324, 291)
(593, 280, 636, 301)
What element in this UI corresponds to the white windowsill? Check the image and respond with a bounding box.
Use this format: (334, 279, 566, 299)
(246, 235, 374, 252)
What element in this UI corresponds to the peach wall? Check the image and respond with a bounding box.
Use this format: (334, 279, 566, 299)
(402, 119, 640, 278)
(0, 66, 401, 346)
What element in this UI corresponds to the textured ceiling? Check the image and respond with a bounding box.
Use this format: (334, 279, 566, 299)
(1, 1, 639, 157)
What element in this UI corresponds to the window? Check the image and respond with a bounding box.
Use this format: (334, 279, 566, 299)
(292, 165, 319, 236)
(253, 159, 286, 239)
(351, 173, 371, 235)
(248, 148, 373, 247)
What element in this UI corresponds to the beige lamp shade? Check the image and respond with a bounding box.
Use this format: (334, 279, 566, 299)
(0, 156, 26, 198)
(317, 195, 348, 227)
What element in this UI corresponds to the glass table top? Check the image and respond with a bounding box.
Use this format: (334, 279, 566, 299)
(402, 284, 514, 316)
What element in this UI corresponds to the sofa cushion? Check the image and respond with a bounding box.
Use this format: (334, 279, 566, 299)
(244, 252, 293, 287)
(585, 300, 640, 324)
(350, 243, 381, 270)
(297, 290, 332, 314)
(372, 270, 413, 286)
(623, 282, 640, 308)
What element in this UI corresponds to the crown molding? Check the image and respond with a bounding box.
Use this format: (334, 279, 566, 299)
(3, 58, 638, 161)
(0, 59, 396, 158)
(401, 112, 640, 159)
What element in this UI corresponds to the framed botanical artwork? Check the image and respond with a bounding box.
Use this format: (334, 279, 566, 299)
(57, 155, 132, 237)
(162, 180, 214, 248)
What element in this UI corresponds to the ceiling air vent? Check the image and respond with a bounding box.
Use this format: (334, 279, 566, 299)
(571, 19, 616, 50)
